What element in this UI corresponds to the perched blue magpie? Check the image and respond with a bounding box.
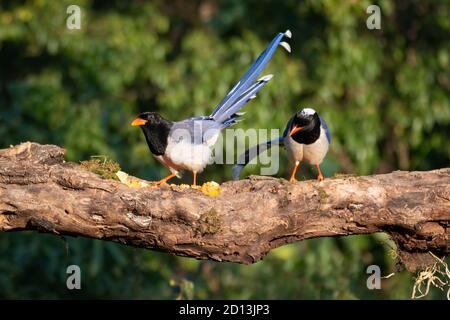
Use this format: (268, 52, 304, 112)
(132, 30, 292, 186)
(232, 107, 331, 181)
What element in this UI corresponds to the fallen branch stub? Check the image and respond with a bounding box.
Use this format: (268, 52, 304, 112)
(0, 142, 449, 271)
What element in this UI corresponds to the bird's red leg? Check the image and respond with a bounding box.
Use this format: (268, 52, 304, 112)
(156, 173, 176, 185)
(289, 161, 300, 182)
(315, 164, 324, 181)
(192, 171, 197, 187)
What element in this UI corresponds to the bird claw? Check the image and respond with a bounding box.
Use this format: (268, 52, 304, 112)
(149, 181, 165, 187)
(144, 181, 165, 189)
(317, 174, 324, 182)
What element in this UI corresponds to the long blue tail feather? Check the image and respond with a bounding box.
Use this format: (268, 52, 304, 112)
(232, 136, 284, 180)
(211, 30, 291, 124)
(219, 74, 273, 127)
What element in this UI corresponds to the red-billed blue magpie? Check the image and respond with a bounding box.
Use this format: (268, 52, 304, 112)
(232, 107, 331, 181)
(132, 30, 292, 186)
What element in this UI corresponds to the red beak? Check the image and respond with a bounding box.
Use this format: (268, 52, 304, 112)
(289, 125, 302, 136)
(131, 118, 147, 126)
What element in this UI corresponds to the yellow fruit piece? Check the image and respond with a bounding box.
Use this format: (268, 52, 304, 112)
(116, 171, 129, 184)
(200, 181, 221, 197)
(116, 171, 150, 188)
(116, 171, 221, 195)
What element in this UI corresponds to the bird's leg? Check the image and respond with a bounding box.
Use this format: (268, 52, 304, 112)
(156, 173, 177, 186)
(315, 164, 324, 181)
(289, 161, 300, 182)
(192, 171, 197, 187)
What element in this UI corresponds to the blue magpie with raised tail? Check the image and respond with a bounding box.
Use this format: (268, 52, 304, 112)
(132, 30, 292, 186)
(232, 107, 331, 182)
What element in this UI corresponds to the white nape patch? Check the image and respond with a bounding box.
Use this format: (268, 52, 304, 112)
(285, 29, 292, 38)
(301, 108, 316, 116)
(258, 74, 273, 82)
(279, 41, 291, 53)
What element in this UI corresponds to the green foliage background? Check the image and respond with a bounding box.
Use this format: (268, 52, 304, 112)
(0, 0, 449, 299)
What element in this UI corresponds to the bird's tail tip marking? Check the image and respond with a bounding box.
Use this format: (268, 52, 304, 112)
(258, 74, 274, 82)
(279, 41, 291, 53)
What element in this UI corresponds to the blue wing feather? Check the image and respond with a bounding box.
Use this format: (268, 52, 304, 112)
(282, 117, 294, 138)
(320, 116, 331, 144)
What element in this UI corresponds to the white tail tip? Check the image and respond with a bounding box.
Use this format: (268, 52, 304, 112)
(285, 29, 292, 38)
(258, 74, 274, 82)
(249, 95, 257, 99)
(280, 41, 291, 53)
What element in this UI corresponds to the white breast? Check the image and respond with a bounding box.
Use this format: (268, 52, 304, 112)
(303, 128, 329, 165)
(164, 137, 212, 173)
(284, 135, 304, 162)
(283, 127, 329, 165)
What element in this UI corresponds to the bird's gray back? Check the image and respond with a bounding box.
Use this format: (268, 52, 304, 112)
(170, 117, 222, 145)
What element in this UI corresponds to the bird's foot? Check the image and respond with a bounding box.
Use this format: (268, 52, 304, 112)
(145, 181, 166, 189)
(149, 173, 177, 187)
(191, 184, 201, 190)
(289, 161, 300, 183)
(166, 182, 221, 196)
(314, 164, 324, 182)
(155, 180, 169, 186)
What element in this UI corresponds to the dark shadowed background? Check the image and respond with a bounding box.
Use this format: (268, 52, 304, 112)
(0, 0, 449, 299)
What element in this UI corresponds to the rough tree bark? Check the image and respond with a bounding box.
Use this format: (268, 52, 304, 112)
(0, 142, 449, 271)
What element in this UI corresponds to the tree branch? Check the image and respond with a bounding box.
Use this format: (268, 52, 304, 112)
(0, 142, 449, 271)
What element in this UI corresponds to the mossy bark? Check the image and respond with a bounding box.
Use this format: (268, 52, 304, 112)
(0, 142, 449, 271)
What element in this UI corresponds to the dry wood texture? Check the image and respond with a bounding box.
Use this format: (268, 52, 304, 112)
(0, 142, 449, 271)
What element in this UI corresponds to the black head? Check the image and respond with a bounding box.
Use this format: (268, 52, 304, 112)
(131, 112, 173, 155)
(131, 112, 167, 127)
(287, 107, 321, 145)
